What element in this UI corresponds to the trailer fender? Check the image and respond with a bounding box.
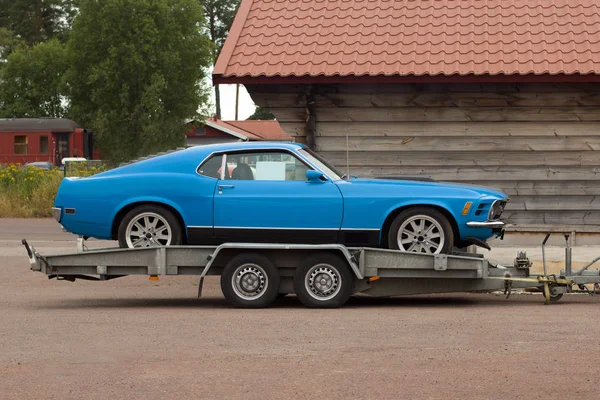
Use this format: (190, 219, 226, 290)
(199, 243, 363, 280)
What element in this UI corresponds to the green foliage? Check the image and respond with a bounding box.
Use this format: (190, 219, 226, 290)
(0, 0, 76, 46)
(0, 163, 63, 217)
(201, 0, 241, 61)
(64, 161, 110, 177)
(0, 38, 69, 117)
(0, 162, 110, 217)
(247, 106, 276, 120)
(0, 27, 24, 63)
(67, 0, 212, 163)
(201, 0, 241, 118)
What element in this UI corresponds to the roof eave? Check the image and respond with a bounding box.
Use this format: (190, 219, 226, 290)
(205, 120, 249, 141)
(213, 73, 600, 85)
(213, 0, 254, 77)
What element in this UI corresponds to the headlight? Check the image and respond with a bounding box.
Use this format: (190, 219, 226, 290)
(488, 200, 506, 220)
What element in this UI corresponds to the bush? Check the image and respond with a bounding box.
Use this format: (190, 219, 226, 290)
(0, 163, 109, 217)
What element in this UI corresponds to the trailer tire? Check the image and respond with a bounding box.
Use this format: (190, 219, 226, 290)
(294, 254, 353, 308)
(541, 284, 564, 302)
(221, 253, 279, 308)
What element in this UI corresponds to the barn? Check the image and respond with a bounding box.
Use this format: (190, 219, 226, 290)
(213, 0, 600, 243)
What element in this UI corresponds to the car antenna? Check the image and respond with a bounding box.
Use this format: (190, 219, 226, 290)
(346, 132, 350, 180)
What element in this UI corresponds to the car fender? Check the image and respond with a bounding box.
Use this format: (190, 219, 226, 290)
(112, 196, 189, 228)
(381, 200, 462, 229)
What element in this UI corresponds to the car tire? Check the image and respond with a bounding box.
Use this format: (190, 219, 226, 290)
(220, 253, 280, 308)
(118, 205, 183, 248)
(388, 207, 454, 255)
(294, 254, 354, 308)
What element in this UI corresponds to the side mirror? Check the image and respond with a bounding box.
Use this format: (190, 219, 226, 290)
(306, 169, 326, 182)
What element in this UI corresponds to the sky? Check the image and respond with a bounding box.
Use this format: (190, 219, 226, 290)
(203, 64, 258, 120)
(218, 83, 256, 120)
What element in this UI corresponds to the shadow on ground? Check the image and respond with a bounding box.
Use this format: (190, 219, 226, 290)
(26, 292, 592, 310)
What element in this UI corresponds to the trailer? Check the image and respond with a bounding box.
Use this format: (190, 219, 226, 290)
(22, 234, 600, 308)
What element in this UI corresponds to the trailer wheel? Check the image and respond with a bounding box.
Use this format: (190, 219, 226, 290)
(221, 253, 279, 308)
(294, 254, 353, 308)
(540, 284, 564, 302)
(547, 284, 564, 302)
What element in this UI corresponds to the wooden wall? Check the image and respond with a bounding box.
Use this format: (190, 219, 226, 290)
(246, 83, 600, 228)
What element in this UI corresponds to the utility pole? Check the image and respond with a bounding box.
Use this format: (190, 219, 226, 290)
(235, 84, 240, 120)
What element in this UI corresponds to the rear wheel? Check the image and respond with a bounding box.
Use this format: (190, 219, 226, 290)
(118, 205, 182, 248)
(294, 254, 354, 308)
(388, 207, 454, 255)
(221, 253, 280, 308)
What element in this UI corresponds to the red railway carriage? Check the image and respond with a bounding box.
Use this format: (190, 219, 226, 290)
(0, 118, 98, 166)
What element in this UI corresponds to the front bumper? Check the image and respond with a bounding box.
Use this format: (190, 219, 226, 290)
(466, 220, 505, 228)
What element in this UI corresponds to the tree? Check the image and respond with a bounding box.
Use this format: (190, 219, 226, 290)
(201, 0, 241, 118)
(66, 0, 212, 162)
(0, 0, 76, 47)
(0, 28, 24, 64)
(0, 39, 69, 118)
(247, 106, 275, 120)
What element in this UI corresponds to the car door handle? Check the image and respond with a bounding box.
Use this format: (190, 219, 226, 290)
(218, 184, 235, 190)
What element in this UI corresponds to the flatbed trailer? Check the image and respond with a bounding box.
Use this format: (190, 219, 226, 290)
(22, 235, 600, 308)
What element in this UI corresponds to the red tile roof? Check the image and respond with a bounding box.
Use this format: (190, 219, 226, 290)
(214, 0, 600, 83)
(205, 118, 291, 141)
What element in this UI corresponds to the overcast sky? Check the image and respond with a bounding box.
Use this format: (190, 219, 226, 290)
(218, 83, 256, 120)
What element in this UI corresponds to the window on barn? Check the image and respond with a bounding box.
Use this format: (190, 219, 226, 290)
(14, 136, 28, 155)
(40, 136, 49, 154)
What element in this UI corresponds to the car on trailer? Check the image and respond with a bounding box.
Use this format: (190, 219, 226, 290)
(52, 142, 508, 254)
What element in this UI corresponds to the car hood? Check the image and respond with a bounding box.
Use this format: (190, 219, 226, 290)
(345, 177, 507, 199)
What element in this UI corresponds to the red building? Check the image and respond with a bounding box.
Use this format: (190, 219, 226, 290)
(0, 118, 97, 165)
(185, 118, 291, 146)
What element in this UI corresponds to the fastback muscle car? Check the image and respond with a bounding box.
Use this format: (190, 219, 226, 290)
(53, 142, 508, 254)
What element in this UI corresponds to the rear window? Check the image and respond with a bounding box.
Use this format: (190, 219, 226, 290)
(197, 154, 223, 179)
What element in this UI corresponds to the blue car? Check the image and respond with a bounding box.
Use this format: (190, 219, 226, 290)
(53, 142, 508, 254)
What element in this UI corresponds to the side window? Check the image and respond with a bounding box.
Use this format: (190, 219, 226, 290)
(226, 151, 311, 181)
(40, 136, 49, 154)
(197, 154, 223, 179)
(14, 135, 28, 155)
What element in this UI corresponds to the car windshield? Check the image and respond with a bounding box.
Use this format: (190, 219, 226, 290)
(298, 148, 343, 180)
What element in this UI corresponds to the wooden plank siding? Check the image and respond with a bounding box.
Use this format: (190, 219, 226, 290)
(246, 83, 600, 229)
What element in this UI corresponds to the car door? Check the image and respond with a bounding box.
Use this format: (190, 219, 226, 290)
(213, 149, 344, 243)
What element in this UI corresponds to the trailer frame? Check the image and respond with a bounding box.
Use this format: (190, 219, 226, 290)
(22, 236, 600, 308)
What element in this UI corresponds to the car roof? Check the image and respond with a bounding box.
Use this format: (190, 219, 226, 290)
(111, 141, 305, 172)
(185, 141, 303, 155)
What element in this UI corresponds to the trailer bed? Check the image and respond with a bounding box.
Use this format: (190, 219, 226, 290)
(23, 239, 600, 307)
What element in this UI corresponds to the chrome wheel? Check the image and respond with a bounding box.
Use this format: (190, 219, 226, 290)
(397, 215, 445, 254)
(305, 263, 342, 301)
(232, 263, 268, 301)
(125, 212, 172, 248)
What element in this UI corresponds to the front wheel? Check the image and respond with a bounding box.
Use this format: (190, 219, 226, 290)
(388, 207, 454, 255)
(118, 205, 183, 248)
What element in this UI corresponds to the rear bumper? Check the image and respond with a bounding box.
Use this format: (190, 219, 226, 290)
(466, 220, 505, 228)
(52, 207, 62, 223)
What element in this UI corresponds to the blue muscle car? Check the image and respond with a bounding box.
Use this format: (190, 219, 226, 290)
(52, 142, 508, 254)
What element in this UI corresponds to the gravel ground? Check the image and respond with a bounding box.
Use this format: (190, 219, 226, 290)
(1, 219, 599, 400)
